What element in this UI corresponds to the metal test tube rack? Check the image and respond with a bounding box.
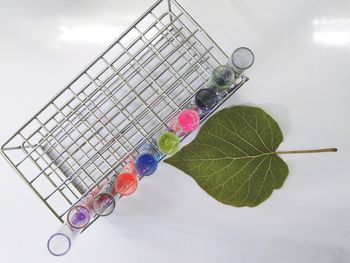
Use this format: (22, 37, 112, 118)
(1, 0, 249, 231)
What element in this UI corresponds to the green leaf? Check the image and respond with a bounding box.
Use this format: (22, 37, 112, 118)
(165, 106, 289, 207)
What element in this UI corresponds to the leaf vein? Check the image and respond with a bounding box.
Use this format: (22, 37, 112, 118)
(254, 156, 272, 203)
(232, 156, 269, 201)
(235, 110, 271, 152)
(202, 130, 249, 156)
(211, 121, 264, 154)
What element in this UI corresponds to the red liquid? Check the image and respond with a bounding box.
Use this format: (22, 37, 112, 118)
(114, 172, 138, 196)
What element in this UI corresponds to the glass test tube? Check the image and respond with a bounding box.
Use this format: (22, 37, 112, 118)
(135, 143, 160, 176)
(228, 47, 254, 76)
(194, 88, 220, 116)
(209, 65, 236, 92)
(114, 160, 139, 196)
(170, 109, 200, 136)
(157, 131, 180, 156)
(47, 181, 107, 256)
(67, 181, 106, 229)
(92, 177, 117, 217)
(47, 223, 79, 256)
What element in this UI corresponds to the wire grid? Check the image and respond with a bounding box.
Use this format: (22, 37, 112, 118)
(1, 0, 248, 225)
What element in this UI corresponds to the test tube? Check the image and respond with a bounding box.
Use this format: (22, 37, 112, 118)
(47, 182, 106, 256)
(209, 65, 236, 92)
(114, 161, 139, 196)
(170, 109, 200, 135)
(66, 205, 90, 229)
(93, 158, 146, 215)
(157, 131, 180, 156)
(194, 88, 219, 116)
(66, 181, 106, 229)
(135, 143, 160, 176)
(92, 177, 117, 217)
(47, 223, 79, 256)
(228, 47, 254, 76)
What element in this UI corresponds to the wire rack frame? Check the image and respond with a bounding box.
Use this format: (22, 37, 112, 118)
(1, 0, 249, 229)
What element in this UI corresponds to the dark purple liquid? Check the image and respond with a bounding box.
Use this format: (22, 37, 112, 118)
(195, 88, 218, 111)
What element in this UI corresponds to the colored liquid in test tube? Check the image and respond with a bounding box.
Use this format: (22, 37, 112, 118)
(47, 183, 104, 256)
(211, 65, 236, 92)
(194, 88, 219, 114)
(157, 131, 180, 155)
(114, 161, 138, 196)
(67, 206, 90, 229)
(135, 153, 158, 176)
(135, 143, 160, 176)
(66, 182, 105, 229)
(92, 178, 116, 217)
(171, 109, 200, 134)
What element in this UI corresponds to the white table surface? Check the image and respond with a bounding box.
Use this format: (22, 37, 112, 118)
(0, 0, 349, 262)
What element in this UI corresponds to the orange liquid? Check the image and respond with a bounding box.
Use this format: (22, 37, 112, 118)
(114, 172, 138, 196)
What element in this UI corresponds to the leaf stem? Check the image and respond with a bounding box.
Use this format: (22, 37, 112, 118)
(275, 148, 337, 155)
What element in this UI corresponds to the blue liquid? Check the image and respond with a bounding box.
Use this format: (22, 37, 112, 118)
(135, 153, 158, 176)
(141, 143, 161, 161)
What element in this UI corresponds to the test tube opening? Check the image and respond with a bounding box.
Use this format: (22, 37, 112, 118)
(92, 192, 116, 216)
(47, 232, 72, 257)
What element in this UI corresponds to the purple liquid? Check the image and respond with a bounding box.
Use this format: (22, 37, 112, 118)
(68, 206, 90, 228)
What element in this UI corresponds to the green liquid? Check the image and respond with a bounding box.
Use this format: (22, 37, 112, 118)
(157, 132, 180, 155)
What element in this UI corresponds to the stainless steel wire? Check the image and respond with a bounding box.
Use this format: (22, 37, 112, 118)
(1, 0, 249, 228)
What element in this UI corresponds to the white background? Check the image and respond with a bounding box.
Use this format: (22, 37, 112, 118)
(0, 0, 349, 262)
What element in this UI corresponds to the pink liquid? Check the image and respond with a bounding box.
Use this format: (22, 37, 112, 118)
(177, 109, 200, 132)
